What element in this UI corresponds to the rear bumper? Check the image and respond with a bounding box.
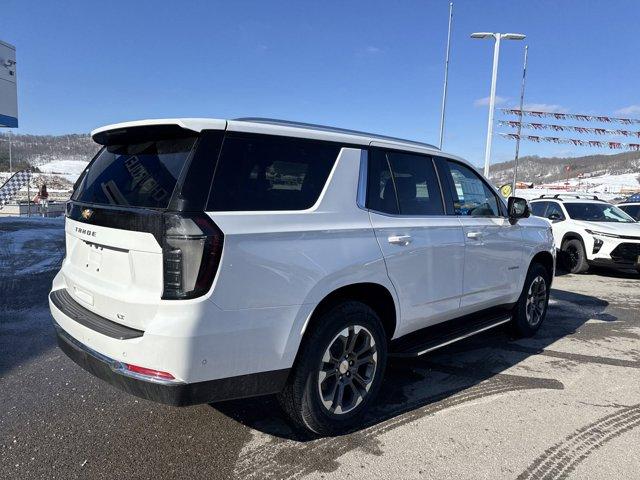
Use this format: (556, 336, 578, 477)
(54, 319, 290, 406)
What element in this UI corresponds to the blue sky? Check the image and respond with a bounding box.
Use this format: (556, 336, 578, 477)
(2, 0, 639, 167)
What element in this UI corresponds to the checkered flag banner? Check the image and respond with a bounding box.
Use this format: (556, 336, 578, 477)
(0, 170, 32, 205)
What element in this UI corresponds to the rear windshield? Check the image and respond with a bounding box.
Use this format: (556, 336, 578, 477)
(73, 137, 197, 209)
(207, 134, 340, 211)
(564, 202, 636, 223)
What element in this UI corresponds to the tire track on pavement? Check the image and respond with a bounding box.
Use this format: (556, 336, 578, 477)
(517, 403, 640, 480)
(233, 373, 563, 479)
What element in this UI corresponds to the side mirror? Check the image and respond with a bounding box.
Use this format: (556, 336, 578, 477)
(548, 212, 562, 222)
(508, 196, 530, 224)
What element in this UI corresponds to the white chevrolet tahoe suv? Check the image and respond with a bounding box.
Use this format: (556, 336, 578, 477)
(49, 118, 555, 435)
(529, 194, 640, 274)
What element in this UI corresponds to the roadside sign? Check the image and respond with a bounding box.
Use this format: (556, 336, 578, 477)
(0, 40, 18, 128)
(499, 183, 513, 198)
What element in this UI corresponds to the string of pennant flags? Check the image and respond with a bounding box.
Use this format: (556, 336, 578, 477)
(501, 109, 640, 125)
(498, 121, 640, 138)
(498, 109, 640, 150)
(498, 133, 640, 151)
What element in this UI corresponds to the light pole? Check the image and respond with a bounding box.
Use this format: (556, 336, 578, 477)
(471, 32, 526, 178)
(438, 2, 454, 150)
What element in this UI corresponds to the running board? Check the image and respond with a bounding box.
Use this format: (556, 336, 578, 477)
(389, 314, 512, 358)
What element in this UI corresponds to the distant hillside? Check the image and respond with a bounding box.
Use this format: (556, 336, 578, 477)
(0, 133, 98, 169)
(489, 150, 640, 186)
(2, 132, 639, 190)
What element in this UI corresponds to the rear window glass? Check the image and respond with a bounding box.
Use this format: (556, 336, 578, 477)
(207, 134, 340, 211)
(73, 137, 196, 209)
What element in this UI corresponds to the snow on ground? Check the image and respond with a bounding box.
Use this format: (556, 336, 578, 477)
(562, 172, 640, 193)
(517, 172, 640, 202)
(37, 159, 88, 182)
(0, 216, 65, 276)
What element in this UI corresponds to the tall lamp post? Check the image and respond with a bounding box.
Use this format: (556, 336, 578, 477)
(438, 2, 454, 150)
(471, 32, 526, 178)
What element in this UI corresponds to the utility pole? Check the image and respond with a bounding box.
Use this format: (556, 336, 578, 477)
(26, 170, 30, 217)
(512, 45, 529, 195)
(438, 2, 453, 150)
(8, 129, 12, 173)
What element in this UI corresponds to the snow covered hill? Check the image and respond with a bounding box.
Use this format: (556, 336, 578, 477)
(37, 159, 88, 182)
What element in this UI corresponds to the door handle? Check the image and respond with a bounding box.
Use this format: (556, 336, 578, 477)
(466, 231, 483, 240)
(388, 235, 412, 246)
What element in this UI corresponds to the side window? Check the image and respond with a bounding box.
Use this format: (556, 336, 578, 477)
(366, 149, 444, 216)
(366, 149, 398, 214)
(530, 201, 549, 217)
(545, 202, 565, 221)
(207, 134, 340, 211)
(445, 161, 501, 217)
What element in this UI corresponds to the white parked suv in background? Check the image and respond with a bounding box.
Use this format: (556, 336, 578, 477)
(530, 194, 640, 274)
(49, 118, 555, 434)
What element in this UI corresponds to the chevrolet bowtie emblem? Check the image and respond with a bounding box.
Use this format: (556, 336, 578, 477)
(81, 208, 94, 220)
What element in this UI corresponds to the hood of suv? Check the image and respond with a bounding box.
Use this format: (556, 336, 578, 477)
(574, 220, 640, 238)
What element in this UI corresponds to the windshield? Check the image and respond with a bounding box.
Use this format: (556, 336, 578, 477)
(564, 202, 636, 223)
(73, 136, 197, 209)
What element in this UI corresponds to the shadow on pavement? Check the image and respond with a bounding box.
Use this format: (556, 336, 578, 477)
(0, 218, 64, 376)
(212, 287, 615, 442)
(587, 265, 640, 279)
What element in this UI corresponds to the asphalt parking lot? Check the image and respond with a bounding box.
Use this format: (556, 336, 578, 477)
(1, 217, 639, 480)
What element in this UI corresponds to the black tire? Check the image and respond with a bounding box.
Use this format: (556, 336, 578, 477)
(511, 262, 551, 337)
(562, 238, 589, 274)
(278, 301, 388, 436)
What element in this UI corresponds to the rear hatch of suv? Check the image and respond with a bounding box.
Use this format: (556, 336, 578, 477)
(59, 123, 225, 331)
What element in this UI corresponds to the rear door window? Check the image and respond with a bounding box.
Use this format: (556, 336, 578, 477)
(207, 134, 340, 211)
(545, 202, 565, 220)
(73, 137, 197, 209)
(366, 149, 444, 215)
(366, 149, 398, 214)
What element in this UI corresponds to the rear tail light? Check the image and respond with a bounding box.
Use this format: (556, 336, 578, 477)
(125, 363, 176, 381)
(162, 212, 224, 299)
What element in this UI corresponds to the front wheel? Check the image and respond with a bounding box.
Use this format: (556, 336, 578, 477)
(278, 301, 388, 436)
(562, 238, 589, 273)
(511, 263, 551, 337)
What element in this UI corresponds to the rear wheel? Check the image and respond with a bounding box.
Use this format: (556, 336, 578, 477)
(562, 238, 589, 274)
(278, 301, 387, 436)
(511, 263, 551, 337)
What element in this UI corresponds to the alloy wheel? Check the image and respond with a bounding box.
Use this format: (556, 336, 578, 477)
(525, 275, 547, 327)
(317, 325, 378, 415)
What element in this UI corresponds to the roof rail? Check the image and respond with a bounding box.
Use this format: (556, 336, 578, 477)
(537, 193, 602, 201)
(234, 117, 440, 150)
